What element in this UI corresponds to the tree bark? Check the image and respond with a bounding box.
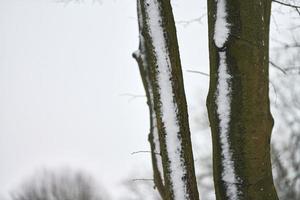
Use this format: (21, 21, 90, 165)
(133, 0, 200, 199)
(133, 1, 165, 197)
(206, 0, 279, 199)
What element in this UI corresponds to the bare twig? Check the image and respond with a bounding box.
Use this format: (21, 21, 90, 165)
(186, 69, 209, 77)
(269, 61, 287, 75)
(176, 14, 206, 27)
(119, 93, 146, 102)
(296, 8, 300, 15)
(131, 151, 160, 155)
(132, 179, 154, 182)
(272, 0, 300, 9)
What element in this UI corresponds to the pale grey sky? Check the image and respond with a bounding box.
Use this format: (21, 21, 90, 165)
(0, 0, 210, 199)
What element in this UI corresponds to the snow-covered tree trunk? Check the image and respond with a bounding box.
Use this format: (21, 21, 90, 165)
(133, 1, 165, 197)
(206, 0, 279, 199)
(133, 0, 200, 199)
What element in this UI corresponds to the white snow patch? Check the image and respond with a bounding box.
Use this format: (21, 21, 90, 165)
(214, 0, 240, 197)
(144, 0, 188, 199)
(137, 1, 164, 184)
(136, 1, 164, 184)
(214, 0, 230, 48)
(216, 52, 239, 200)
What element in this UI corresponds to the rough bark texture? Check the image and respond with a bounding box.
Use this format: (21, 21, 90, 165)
(207, 0, 279, 199)
(133, 1, 165, 197)
(133, 0, 200, 199)
(133, 51, 165, 198)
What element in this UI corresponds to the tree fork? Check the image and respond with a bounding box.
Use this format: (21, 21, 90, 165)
(206, 0, 279, 199)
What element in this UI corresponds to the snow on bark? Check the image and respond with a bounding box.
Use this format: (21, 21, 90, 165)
(146, 63, 165, 186)
(144, 0, 188, 199)
(135, 0, 165, 186)
(216, 52, 239, 200)
(214, 0, 230, 48)
(214, 0, 240, 198)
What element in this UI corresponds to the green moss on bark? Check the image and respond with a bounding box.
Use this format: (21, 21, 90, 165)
(134, 0, 200, 199)
(207, 0, 279, 199)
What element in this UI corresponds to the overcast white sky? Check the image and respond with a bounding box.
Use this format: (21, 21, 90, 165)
(0, 0, 210, 199)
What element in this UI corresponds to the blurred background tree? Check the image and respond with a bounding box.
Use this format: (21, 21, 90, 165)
(270, 1, 300, 198)
(10, 168, 110, 200)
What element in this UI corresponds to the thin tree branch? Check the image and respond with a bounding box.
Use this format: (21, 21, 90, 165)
(119, 93, 146, 102)
(176, 14, 206, 27)
(186, 69, 209, 77)
(131, 151, 161, 155)
(269, 61, 287, 75)
(272, 0, 300, 9)
(132, 178, 154, 182)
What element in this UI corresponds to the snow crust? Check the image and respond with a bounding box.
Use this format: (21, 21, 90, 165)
(216, 52, 239, 200)
(214, 0, 240, 198)
(214, 0, 230, 48)
(136, 0, 164, 184)
(144, 0, 188, 199)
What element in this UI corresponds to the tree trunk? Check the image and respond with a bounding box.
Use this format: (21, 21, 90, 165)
(206, 0, 279, 199)
(133, 1, 165, 197)
(133, 0, 200, 199)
